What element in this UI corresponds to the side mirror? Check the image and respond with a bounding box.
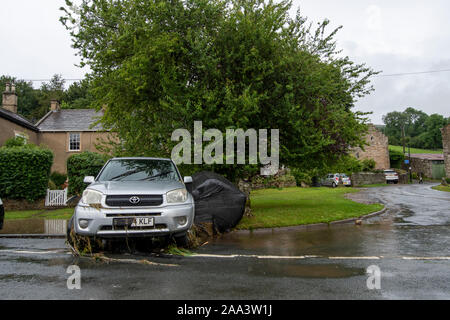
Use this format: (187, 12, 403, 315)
(183, 176, 193, 184)
(83, 176, 95, 184)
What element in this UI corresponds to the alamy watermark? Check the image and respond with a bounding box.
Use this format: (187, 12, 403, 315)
(67, 265, 81, 290)
(171, 121, 279, 175)
(366, 265, 381, 290)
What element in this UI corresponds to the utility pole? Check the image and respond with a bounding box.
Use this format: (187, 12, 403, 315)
(408, 143, 412, 183)
(402, 125, 406, 155)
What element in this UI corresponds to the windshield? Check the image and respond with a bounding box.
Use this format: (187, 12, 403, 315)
(97, 159, 180, 182)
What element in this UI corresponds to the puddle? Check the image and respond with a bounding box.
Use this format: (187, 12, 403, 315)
(0, 219, 67, 235)
(249, 262, 365, 279)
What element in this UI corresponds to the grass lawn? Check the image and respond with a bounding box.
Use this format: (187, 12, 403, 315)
(432, 185, 450, 192)
(389, 145, 442, 154)
(236, 187, 384, 230)
(5, 208, 75, 220)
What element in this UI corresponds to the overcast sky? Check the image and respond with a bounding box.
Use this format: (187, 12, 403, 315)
(1, 0, 449, 124)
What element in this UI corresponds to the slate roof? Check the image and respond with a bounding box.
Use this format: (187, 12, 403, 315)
(0, 108, 38, 131)
(36, 109, 106, 132)
(410, 153, 444, 161)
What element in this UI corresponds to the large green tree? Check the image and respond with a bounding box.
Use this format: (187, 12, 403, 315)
(61, 0, 377, 180)
(383, 107, 449, 150)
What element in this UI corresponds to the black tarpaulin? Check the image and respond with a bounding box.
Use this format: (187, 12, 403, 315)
(189, 171, 246, 232)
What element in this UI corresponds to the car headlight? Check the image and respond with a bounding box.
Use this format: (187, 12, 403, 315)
(166, 188, 187, 204)
(81, 189, 103, 206)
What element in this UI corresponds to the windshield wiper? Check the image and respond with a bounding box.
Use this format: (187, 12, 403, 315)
(139, 171, 172, 181)
(110, 169, 142, 181)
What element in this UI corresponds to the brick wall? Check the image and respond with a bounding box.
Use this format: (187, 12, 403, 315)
(442, 124, 450, 178)
(352, 124, 390, 170)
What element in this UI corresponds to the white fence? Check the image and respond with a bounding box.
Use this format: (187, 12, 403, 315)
(45, 188, 68, 207)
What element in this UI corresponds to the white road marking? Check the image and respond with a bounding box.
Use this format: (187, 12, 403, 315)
(402, 257, 450, 260)
(328, 256, 381, 260)
(0, 249, 66, 255)
(1, 249, 449, 261)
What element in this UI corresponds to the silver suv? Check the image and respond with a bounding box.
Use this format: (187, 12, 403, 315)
(70, 157, 194, 243)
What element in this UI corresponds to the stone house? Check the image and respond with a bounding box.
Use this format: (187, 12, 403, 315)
(0, 83, 115, 173)
(352, 124, 390, 170)
(409, 154, 445, 180)
(441, 124, 450, 178)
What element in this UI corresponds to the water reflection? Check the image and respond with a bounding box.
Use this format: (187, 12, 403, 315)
(0, 219, 67, 235)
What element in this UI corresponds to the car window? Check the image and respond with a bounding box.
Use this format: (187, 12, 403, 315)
(97, 159, 180, 182)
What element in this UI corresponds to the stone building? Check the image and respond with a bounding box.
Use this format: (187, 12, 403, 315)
(0, 83, 39, 146)
(352, 124, 390, 170)
(0, 83, 116, 173)
(409, 154, 445, 180)
(442, 124, 450, 178)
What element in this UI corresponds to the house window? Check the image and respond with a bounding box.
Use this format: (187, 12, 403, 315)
(69, 133, 81, 151)
(14, 132, 28, 144)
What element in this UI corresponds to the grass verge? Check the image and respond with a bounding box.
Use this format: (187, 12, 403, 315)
(236, 187, 383, 230)
(5, 208, 74, 220)
(432, 185, 450, 192)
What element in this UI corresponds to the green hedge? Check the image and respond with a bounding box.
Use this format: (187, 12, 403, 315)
(67, 151, 109, 195)
(0, 146, 53, 201)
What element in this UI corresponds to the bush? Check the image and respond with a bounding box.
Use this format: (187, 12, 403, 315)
(4, 136, 27, 147)
(0, 145, 53, 201)
(327, 155, 363, 175)
(67, 151, 109, 195)
(50, 172, 67, 189)
(389, 149, 405, 169)
(361, 159, 376, 172)
(291, 169, 312, 186)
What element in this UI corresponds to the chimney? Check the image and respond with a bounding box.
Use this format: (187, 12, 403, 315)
(2, 82, 18, 113)
(50, 99, 61, 111)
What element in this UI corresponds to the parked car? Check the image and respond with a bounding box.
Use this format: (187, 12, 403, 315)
(322, 173, 341, 188)
(339, 173, 352, 187)
(384, 169, 399, 184)
(68, 157, 195, 246)
(0, 197, 4, 230)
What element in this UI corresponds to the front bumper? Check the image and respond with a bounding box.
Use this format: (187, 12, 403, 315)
(73, 202, 194, 238)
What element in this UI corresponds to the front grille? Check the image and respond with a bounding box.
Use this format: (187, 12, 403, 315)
(105, 195, 163, 207)
(105, 213, 161, 218)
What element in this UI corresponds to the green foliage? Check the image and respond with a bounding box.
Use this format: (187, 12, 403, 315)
(61, 0, 377, 179)
(61, 79, 94, 109)
(67, 151, 109, 195)
(325, 155, 363, 175)
(389, 149, 405, 169)
(361, 159, 376, 172)
(0, 145, 53, 201)
(0, 76, 39, 120)
(50, 172, 68, 189)
(4, 136, 28, 147)
(291, 169, 312, 186)
(383, 107, 449, 150)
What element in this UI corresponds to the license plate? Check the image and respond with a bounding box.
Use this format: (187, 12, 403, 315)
(131, 217, 154, 227)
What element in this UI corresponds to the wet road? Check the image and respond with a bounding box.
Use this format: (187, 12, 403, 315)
(0, 183, 449, 299)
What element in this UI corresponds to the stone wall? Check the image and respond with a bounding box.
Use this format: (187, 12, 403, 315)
(410, 158, 433, 178)
(351, 172, 386, 186)
(442, 124, 450, 178)
(352, 124, 390, 170)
